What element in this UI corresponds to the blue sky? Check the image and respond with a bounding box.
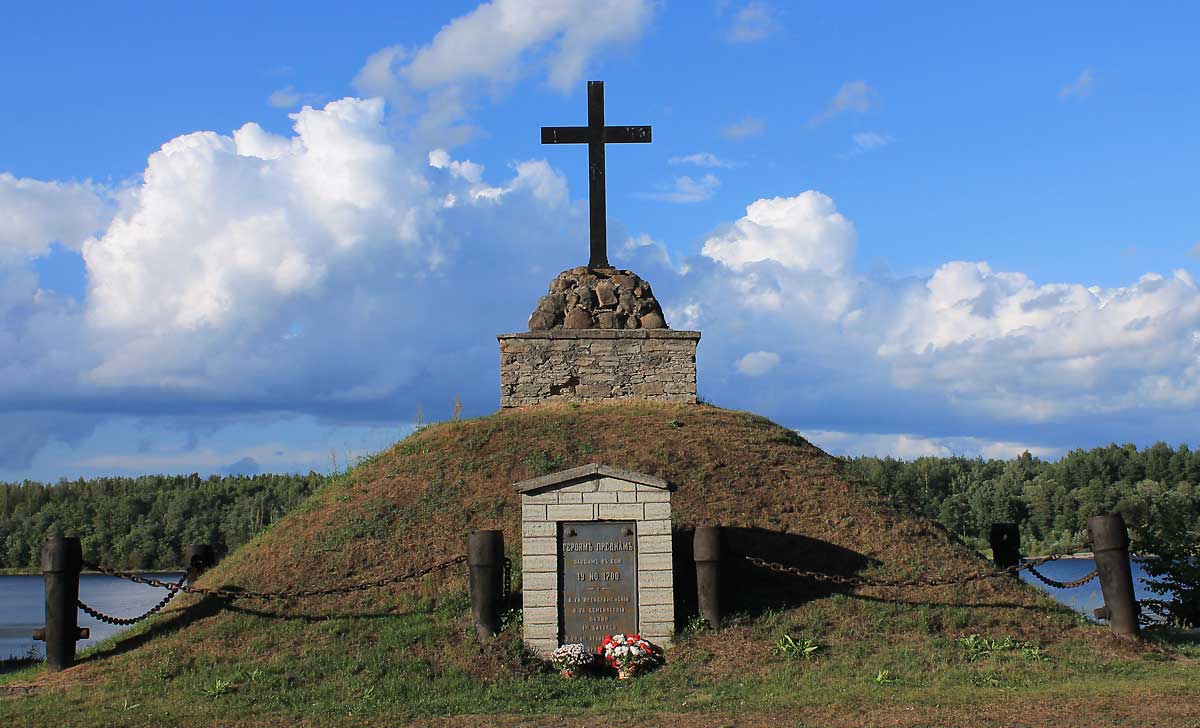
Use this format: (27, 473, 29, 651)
(3, 1, 1199, 481)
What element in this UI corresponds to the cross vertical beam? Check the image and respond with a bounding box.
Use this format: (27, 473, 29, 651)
(541, 81, 652, 270)
(587, 81, 608, 269)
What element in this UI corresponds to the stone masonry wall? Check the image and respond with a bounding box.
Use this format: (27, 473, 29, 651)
(498, 329, 700, 408)
(520, 475, 674, 656)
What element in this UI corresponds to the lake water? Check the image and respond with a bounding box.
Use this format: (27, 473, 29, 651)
(1018, 558, 1162, 615)
(1, 572, 183, 660)
(0, 560, 1169, 660)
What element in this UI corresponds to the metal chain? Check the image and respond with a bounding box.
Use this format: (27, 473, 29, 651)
(77, 573, 188, 626)
(1024, 564, 1100, 590)
(80, 554, 466, 602)
(737, 545, 1089, 590)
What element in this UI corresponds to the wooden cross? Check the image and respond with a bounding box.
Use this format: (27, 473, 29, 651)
(541, 80, 652, 269)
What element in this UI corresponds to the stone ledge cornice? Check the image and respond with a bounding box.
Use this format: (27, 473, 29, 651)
(514, 463, 671, 493)
(498, 330, 701, 341)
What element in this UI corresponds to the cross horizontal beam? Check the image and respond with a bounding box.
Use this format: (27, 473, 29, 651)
(541, 126, 652, 145)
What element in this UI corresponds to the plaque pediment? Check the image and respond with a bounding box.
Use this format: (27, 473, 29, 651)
(513, 463, 669, 495)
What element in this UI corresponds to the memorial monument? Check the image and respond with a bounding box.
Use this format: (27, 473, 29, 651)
(516, 464, 675, 656)
(502, 82, 690, 654)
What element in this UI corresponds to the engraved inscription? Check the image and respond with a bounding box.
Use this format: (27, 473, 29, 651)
(559, 521, 637, 648)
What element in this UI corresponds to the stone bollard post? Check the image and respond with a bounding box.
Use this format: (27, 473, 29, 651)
(467, 530, 504, 641)
(183, 544, 215, 583)
(694, 526, 725, 629)
(31, 537, 88, 671)
(1087, 513, 1140, 637)
(989, 523, 1021, 571)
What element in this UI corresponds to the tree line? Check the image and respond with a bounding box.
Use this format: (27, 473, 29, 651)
(0, 473, 324, 571)
(845, 442, 1199, 626)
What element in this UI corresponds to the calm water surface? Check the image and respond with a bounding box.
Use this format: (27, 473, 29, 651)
(0, 560, 1169, 660)
(1017, 558, 1161, 615)
(1, 572, 182, 660)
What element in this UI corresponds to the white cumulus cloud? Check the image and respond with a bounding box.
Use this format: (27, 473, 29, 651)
(0, 173, 111, 262)
(736, 350, 780, 376)
(355, 0, 651, 101)
(83, 98, 429, 343)
(808, 430, 1062, 461)
(678, 187, 1200, 446)
(0, 95, 578, 434)
(701, 192, 855, 275)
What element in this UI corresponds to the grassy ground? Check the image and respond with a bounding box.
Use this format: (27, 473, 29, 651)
(3, 403, 1198, 726)
(2, 593, 1196, 727)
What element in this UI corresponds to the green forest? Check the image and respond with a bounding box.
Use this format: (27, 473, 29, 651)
(0, 473, 323, 572)
(845, 442, 1200, 625)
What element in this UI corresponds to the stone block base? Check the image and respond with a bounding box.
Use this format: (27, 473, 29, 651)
(498, 330, 700, 408)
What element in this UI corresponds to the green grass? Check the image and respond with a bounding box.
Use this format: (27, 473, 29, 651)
(4, 591, 1197, 727)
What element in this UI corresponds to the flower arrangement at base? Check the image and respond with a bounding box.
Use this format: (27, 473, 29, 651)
(549, 643, 595, 678)
(598, 634, 663, 679)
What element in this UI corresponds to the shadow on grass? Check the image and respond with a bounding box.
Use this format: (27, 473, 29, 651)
(222, 602, 415, 623)
(0, 650, 40, 677)
(673, 526, 872, 624)
(844, 591, 1063, 613)
(671, 526, 1073, 625)
(74, 582, 434, 667)
(1143, 626, 1200, 658)
(76, 589, 232, 665)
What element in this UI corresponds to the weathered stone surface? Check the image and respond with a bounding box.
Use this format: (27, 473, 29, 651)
(528, 311, 553, 331)
(563, 308, 592, 329)
(641, 311, 666, 329)
(498, 330, 700, 407)
(528, 267, 667, 330)
(595, 280, 617, 307)
(595, 311, 623, 329)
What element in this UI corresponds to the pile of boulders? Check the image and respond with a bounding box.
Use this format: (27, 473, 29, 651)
(528, 267, 668, 330)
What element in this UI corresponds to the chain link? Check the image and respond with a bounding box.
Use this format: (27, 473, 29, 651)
(80, 554, 466, 602)
(77, 572, 188, 626)
(1024, 564, 1100, 590)
(737, 545, 1089, 590)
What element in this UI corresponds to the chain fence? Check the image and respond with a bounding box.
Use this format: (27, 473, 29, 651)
(76, 534, 1097, 627)
(736, 543, 1093, 591)
(77, 553, 466, 624)
(77, 572, 188, 626)
(1024, 564, 1100, 590)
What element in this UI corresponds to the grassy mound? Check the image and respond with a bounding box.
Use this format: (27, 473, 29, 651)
(4, 403, 1198, 727)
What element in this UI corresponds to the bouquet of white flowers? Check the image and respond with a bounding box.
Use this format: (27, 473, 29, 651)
(549, 643, 594, 677)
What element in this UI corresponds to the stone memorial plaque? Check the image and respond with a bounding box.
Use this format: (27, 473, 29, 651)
(559, 520, 638, 647)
